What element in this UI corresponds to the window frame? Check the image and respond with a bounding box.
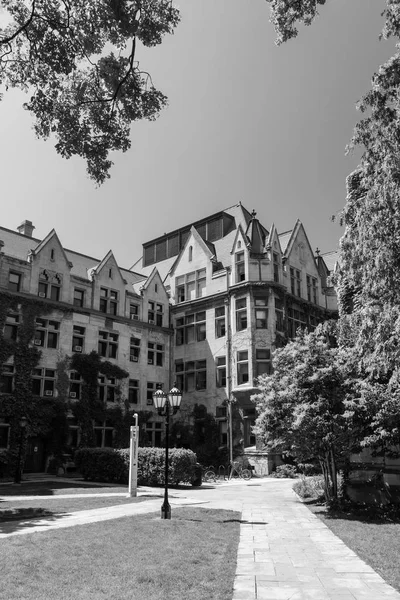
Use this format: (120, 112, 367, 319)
(98, 331, 119, 359)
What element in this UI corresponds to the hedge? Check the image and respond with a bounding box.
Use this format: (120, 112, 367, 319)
(74, 447, 197, 485)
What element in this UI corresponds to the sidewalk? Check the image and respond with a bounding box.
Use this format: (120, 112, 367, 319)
(1, 478, 400, 599)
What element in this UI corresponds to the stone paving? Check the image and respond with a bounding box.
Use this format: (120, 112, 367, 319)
(1, 478, 400, 599)
(231, 481, 400, 600)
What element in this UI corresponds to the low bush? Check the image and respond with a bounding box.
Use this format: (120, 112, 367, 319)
(293, 475, 325, 499)
(273, 464, 298, 479)
(75, 447, 197, 486)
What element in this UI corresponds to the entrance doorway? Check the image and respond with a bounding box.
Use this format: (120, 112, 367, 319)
(24, 436, 46, 472)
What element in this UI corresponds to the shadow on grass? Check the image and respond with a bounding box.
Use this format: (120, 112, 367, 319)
(0, 509, 69, 535)
(306, 498, 400, 525)
(0, 481, 119, 497)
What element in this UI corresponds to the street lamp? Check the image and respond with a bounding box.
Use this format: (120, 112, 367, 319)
(153, 385, 182, 519)
(14, 416, 28, 484)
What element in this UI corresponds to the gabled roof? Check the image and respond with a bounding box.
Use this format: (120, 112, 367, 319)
(320, 250, 339, 273)
(230, 224, 250, 255)
(32, 229, 73, 268)
(278, 230, 292, 254)
(90, 250, 126, 283)
(169, 226, 215, 278)
(266, 224, 283, 254)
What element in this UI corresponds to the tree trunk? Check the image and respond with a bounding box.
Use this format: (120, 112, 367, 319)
(329, 447, 338, 502)
(320, 459, 331, 503)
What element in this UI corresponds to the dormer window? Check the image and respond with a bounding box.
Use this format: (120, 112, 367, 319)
(235, 252, 245, 283)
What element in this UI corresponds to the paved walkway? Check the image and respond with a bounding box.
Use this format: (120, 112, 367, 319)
(1, 479, 400, 599)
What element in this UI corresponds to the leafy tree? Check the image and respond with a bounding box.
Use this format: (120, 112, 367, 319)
(0, 1, 179, 184)
(266, 2, 400, 377)
(252, 324, 364, 502)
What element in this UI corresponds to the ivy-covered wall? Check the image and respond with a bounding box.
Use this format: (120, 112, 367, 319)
(0, 291, 72, 471)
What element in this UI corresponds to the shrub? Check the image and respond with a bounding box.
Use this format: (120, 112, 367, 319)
(272, 464, 298, 478)
(75, 447, 197, 485)
(75, 448, 126, 483)
(293, 475, 325, 499)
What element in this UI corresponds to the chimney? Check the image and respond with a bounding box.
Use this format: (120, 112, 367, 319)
(17, 220, 35, 238)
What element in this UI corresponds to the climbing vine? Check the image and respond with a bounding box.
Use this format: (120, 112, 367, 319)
(0, 291, 72, 472)
(70, 350, 129, 447)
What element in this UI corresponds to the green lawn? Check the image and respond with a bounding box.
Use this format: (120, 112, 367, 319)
(0, 494, 154, 517)
(0, 507, 240, 600)
(307, 502, 400, 592)
(0, 480, 128, 496)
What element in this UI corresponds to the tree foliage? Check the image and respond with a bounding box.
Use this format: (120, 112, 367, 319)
(0, 1, 180, 184)
(267, 1, 400, 380)
(252, 324, 366, 502)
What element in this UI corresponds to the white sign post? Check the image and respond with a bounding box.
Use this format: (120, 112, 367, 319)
(128, 413, 139, 498)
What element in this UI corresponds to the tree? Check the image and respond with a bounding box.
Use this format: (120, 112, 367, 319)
(266, 2, 400, 376)
(252, 324, 364, 502)
(0, 1, 179, 184)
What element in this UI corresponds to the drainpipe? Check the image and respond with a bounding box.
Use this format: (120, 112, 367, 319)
(225, 267, 233, 466)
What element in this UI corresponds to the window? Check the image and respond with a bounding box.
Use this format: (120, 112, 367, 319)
(287, 307, 307, 339)
(0, 365, 14, 394)
(73, 288, 85, 308)
(255, 349, 271, 377)
(273, 253, 279, 283)
(38, 270, 61, 301)
(72, 326, 85, 352)
(128, 379, 139, 404)
(307, 275, 318, 304)
(3, 313, 19, 341)
(215, 306, 226, 338)
(145, 421, 163, 446)
(8, 271, 21, 292)
(69, 372, 82, 399)
(99, 288, 118, 315)
(148, 302, 163, 326)
(129, 337, 141, 362)
(98, 376, 117, 402)
(32, 368, 56, 396)
(216, 357, 227, 388)
(98, 331, 118, 358)
(254, 297, 268, 329)
(236, 252, 245, 282)
(275, 298, 284, 332)
(51, 249, 55, 261)
(176, 311, 206, 345)
(237, 351, 249, 385)
(188, 246, 193, 261)
(175, 360, 207, 392)
(176, 270, 206, 303)
(94, 419, 114, 447)
(309, 314, 319, 331)
(236, 298, 247, 331)
(147, 381, 160, 405)
(34, 319, 60, 349)
(0, 419, 10, 448)
(148, 342, 164, 366)
(290, 268, 301, 297)
(129, 303, 139, 320)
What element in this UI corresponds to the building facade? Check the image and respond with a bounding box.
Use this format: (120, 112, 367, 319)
(0, 205, 338, 473)
(133, 203, 338, 457)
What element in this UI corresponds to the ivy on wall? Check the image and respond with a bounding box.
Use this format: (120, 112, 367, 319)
(0, 291, 73, 470)
(70, 350, 129, 447)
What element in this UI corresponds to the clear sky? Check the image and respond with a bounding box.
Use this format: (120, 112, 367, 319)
(0, 0, 392, 269)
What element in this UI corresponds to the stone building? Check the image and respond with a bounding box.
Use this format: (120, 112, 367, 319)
(0, 205, 338, 473)
(0, 220, 172, 472)
(132, 203, 338, 462)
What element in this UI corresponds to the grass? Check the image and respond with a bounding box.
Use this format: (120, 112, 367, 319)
(0, 494, 153, 517)
(0, 480, 161, 519)
(307, 501, 400, 592)
(0, 507, 240, 600)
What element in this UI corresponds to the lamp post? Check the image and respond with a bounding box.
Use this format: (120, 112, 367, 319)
(14, 416, 28, 484)
(153, 385, 182, 519)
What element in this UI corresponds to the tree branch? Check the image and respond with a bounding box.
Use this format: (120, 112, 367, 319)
(0, 0, 36, 46)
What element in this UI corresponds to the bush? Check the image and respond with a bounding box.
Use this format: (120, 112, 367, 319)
(75, 447, 197, 486)
(272, 464, 298, 479)
(75, 448, 126, 483)
(293, 475, 325, 499)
